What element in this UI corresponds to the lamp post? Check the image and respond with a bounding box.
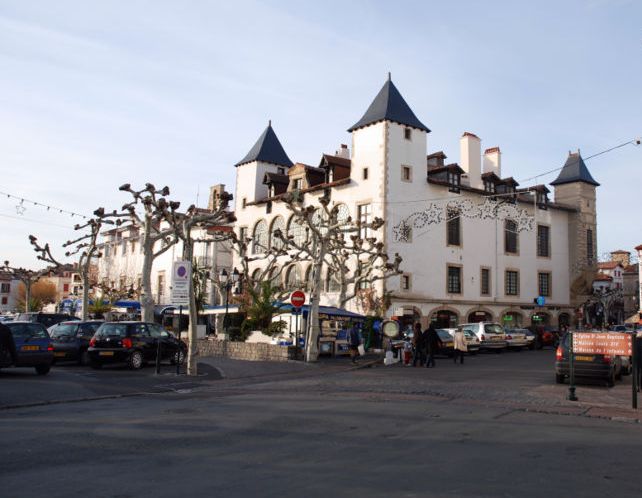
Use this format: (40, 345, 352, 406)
(220, 267, 240, 337)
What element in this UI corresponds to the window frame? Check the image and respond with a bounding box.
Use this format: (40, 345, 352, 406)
(537, 224, 551, 258)
(446, 208, 461, 247)
(504, 219, 519, 255)
(538, 271, 552, 298)
(447, 265, 462, 295)
(505, 269, 520, 296)
(480, 267, 491, 296)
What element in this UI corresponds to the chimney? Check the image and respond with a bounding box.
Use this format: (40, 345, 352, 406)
(208, 184, 225, 211)
(460, 132, 482, 189)
(483, 147, 501, 177)
(336, 144, 350, 159)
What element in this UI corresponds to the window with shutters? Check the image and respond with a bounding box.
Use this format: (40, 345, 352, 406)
(447, 209, 461, 246)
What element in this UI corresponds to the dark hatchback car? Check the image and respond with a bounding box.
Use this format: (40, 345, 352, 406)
(555, 333, 622, 387)
(0, 322, 53, 375)
(50, 321, 104, 365)
(88, 322, 187, 370)
(16, 312, 79, 329)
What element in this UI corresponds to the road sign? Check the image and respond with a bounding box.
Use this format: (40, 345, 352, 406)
(536, 296, 546, 306)
(572, 332, 632, 356)
(290, 290, 305, 308)
(170, 260, 192, 305)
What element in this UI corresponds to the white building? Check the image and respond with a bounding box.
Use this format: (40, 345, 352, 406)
(233, 76, 601, 330)
(97, 185, 233, 307)
(0, 271, 20, 313)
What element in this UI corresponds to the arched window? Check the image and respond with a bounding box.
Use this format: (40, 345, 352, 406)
(268, 266, 281, 289)
(287, 215, 307, 246)
(285, 265, 301, 290)
(311, 208, 328, 236)
(333, 203, 350, 226)
(270, 216, 285, 251)
(251, 268, 261, 282)
(252, 220, 268, 254)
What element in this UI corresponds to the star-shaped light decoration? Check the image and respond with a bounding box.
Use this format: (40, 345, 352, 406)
(516, 209, 535, 232)
(424, 203, 443, 225)
(15, 200, 26, 215)
(478, 198, 498, 219)
(393, 220, 412, 243)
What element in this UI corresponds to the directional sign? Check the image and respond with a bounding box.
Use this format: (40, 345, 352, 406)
(572, 332, 632, 357)
(170, 260, 192, 305)
(536, 296, 546, 306)
(290, 290, 305, 308)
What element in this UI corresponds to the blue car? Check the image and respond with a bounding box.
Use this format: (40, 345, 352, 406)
(0, 321, 54, 375)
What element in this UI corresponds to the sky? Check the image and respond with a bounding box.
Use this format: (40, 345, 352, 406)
(1, 0, 640, 269)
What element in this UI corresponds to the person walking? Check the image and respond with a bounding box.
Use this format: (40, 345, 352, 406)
(452, 328, 467, 364)
(0, 322, 16, 367)
(425, 323, 442, 368)
(412, 323, 425, 367)
(347, 324, 361, 364)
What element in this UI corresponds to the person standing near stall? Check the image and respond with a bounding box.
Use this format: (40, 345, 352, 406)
(453, 327, 467, 365)
(412, 323, 425, 367)
(347, 324, 361, 364)
(425, 323, 442, 368)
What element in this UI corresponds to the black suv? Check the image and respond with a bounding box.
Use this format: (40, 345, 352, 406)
(88, 321, 186, 370)
(50, 321, 104, 365)
(555, 333, 622, 387)
(16, 312, 79, 329)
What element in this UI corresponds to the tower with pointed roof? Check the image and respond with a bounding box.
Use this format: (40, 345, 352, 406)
(234, 121, 293, 206)
(551, 150, 600, 303)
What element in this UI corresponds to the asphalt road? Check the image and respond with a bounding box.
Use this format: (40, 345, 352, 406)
(1, 349, 641, 497)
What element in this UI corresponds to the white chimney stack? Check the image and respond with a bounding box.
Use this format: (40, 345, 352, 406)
(336, 143, 350, 159)
(460, 132, 482, 189)
(483, 147, 501, 177)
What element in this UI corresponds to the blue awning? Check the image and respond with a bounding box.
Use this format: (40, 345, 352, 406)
(278, 304, 365, 321)
(113, 300, 141, 310)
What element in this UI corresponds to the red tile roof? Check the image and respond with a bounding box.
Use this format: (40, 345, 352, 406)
(593, 273, 613, 282)
(597, 261, 621, 270)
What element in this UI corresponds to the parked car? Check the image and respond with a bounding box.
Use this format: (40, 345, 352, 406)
(504, 328, 530, 350)
(610, 325, 627, 332)
(88, 321, 187, 370)
(555, 332, 622, 387)
(0, 321, 53, 375)
(436, 329, 454, 356)
(16, 312, 79, 329)
(460, 322, 507, 352)
(50, 321, 104, 365)
(530, 325, 559, 349)
(445, 327, 480, 354)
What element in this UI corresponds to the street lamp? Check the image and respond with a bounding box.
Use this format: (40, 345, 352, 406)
(221, 267, 240, 337)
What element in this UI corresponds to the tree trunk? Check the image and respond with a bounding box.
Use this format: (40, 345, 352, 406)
(305, 249, 325, 362)
(182, 231, 199, 376)
(25, 281, 31, 313)
(141, 245, 154, 323)
(81, 266, 90, 321)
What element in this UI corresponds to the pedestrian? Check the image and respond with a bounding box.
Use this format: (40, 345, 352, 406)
(425, 323, 442, 368)
(412, 323, 425, 367)
(347, 324, 361, 364)
(0, 322, 16, 367)
(452, 327, 467, 364)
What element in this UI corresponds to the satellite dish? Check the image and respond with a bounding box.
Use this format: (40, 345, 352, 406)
(382, 320, 400, 338)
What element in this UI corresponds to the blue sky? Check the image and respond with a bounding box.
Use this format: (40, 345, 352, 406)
(1, 0, 640, 268)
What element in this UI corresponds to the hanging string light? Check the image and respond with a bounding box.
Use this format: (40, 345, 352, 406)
(0, 189, 88, 219)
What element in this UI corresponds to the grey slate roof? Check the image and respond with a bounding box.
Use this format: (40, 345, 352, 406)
(550, 152, 600, 187)
(348, 76, 430, 133)
(235, 122, 293, 168)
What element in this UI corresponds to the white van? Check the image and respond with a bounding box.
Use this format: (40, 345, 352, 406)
(459, 322, 507, 351)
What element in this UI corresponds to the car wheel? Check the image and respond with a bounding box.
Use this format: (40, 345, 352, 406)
(171, 349, 185, 365)
(128, 350, 143, 370)
(555, 373, 565, 384)
(78, 350, 90, 366)
(35, 364, 51, 375)
(606, 370, 615, 387)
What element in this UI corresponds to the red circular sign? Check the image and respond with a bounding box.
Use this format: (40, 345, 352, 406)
(290, 290, 305, 308)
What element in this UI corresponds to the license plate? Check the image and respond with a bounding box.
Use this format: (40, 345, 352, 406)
(491, 336, 501, 341)
(575, 355, 593, 361)
(99, 351, 114, 356)
(21, 345, 39, 351)
(54, 352, 67, 357)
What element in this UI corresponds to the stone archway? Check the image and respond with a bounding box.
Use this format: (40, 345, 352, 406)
(558, 312, 570, 329)
(429, 308, 460, 329)
(500, 310, 524, 328)
(466, 307, 494, 323)
(531, 311, 550, 326)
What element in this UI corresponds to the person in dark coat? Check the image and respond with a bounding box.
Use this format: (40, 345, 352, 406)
(412, 323, 425, 367)
(347, 324, 361, 364)
(425, 323, 442, 368)
(0, 322, 16, 367)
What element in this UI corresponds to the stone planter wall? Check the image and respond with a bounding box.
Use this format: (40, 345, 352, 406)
(196, 339, 302, 362)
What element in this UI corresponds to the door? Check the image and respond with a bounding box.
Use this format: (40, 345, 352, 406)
(130, 323, 154, 360)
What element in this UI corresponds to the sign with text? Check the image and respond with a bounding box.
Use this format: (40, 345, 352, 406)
(170, 260, 192, 305)
(290, 290, 306, 308)
(572, 332, 632, 356)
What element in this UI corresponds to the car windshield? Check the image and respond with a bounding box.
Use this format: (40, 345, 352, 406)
(50, 324, 78, 337)
(463, 330, 476, 339)
(485, 324, 504, 335)
(437, 330, 451, 340)
(95, 323, 129, 337)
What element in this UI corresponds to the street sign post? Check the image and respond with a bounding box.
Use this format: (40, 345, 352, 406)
(170, 261, 191, 306)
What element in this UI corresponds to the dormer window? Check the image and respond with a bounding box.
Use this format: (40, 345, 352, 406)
(484, 180, 495, 194)
(404, 127, 412, 140)
(537, 191, 548, 209)
(447, 170, 461, 193)
(268, 185, 275, 198)
(277, 167, 285, 175)
(293, 178, 303, 190)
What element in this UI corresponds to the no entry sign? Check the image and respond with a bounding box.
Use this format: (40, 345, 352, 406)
(290, 290, 305, 308)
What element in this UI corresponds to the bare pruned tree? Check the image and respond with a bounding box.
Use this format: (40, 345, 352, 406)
(3, 253, 58, 313)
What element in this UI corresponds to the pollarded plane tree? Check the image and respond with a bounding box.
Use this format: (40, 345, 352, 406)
(2, 259, 56, 313)
(272, 193, 402, 362)
(159, 190, 236, 376)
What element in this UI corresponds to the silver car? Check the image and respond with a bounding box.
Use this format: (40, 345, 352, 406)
(504, 328, 530, 349)
(460, 322, 507, 351)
